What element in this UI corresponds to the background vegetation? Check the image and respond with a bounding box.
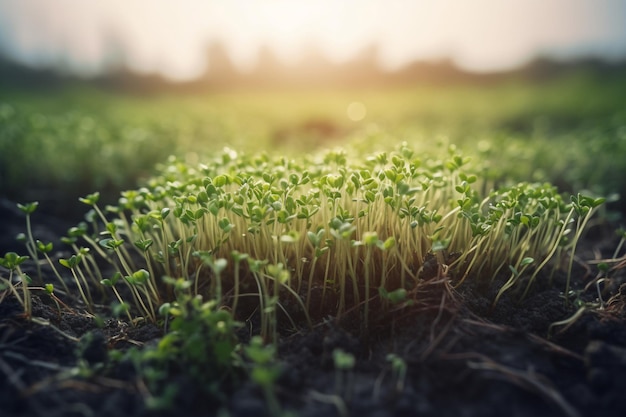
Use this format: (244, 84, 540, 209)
(1, 69, 625, 219)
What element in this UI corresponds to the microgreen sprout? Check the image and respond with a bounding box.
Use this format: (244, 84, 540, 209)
(386, 353, 407, 392)
(244, 335, 282, 416)
(0, 251, 31, 317)
(35, 239, 71, 295)
(332, 348, 356, 401)
(17, 201, 42, 283)
(115, 291, 241, 411)
(564, 194, 605, 302)
(59, 253, 93, 311)
(25, 283, 71, 318)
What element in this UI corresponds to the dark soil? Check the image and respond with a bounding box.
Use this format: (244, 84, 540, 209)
(1, 202, 626, 417)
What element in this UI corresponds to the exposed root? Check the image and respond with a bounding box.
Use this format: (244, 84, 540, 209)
(460, 318, 584, 361)
(308, 390, 349, 417)
(445, 352, 580, 417)
(605, 283, 626, 317)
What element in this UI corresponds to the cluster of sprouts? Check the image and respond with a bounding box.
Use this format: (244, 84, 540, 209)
(1, 143, 604, 342)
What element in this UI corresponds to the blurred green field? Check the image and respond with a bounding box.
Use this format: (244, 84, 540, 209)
(1, 72, 625, 216)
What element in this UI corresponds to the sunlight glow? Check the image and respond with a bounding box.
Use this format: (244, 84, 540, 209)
(347, 102, 367, 122)
(0, 0, 624, 80)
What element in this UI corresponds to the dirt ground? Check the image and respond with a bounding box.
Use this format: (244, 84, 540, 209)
(1, 201, 625, 417)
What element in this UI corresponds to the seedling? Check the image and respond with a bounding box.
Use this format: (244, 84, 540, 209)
(59, 253, 94, 312)
(0, 252, 31, 317)
(117, 291, 241, 411)
(332, 348, 356, 401)
(244, 336, 283, 416)
(386, 353, 407, 392)
(17, 201, 42, 284)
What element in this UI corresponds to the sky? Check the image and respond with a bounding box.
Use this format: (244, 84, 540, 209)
(0, 0, 625, 80)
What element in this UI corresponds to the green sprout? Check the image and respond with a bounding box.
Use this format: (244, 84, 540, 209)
(386, 353, 407, 392)
(0, 251, 31, 317)
(244, 336, 283, 416)
(113, 291, 241, 411)
(332, 348, 356, 401)
(17, 201, 42, 284)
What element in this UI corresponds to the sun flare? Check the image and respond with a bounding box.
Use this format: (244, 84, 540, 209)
(0, 0, 625, 79)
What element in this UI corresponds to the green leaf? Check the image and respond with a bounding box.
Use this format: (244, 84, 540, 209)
(112, 302, 130, 317)
(397, 182, 411, 195)
(267, 263, 290, 284)
(592, 197, 606, 208)
(131, 269, 150, 284)
(363, 231, 378, 246)
(392, 155, 404, 168)
(67, 225, 87, 237)
(61, 237, 76, 245)
(520, 257, 534, 267)
(431, 238, 450, 252)
(134, 239, 154, 252)
(105, 222, 117, 234)
(380, 287, 407, 304)
(307, 231, 319, 247)
(218, 217, 233, 232)
(231, 250, 248, 263)
(381, 236, 396, 250)
(79, 192, 100, 206)
(99, 238, 124, 250)
(332, 348, 355, 370)
(59, 254, 81, 269)
(261, 173, 275, 185)
(245, 336, 275, 365)
(1, 252, 29, 269)
(36, 240, 53, 253)
(251, 367, 280, 387)
(214, 175, 228, 187)
(212, 258, 228, 274)
(280, 234, 296, 243)
(384, 169, 397, 182)
(17, 201, 39, 214)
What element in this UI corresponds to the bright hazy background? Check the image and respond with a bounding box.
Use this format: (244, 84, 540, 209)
(0, 0, 625, 80)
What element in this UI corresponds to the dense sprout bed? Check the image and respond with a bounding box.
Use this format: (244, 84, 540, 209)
(3, 144, 604, 332)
